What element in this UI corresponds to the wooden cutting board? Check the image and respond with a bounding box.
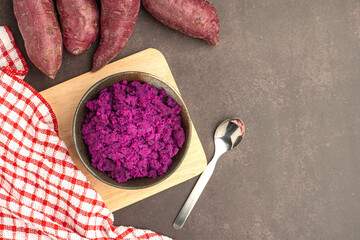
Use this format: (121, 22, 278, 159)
(40, 48, 207, 212)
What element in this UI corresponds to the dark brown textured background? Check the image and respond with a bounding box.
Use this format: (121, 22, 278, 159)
(1, 0, 360, 239)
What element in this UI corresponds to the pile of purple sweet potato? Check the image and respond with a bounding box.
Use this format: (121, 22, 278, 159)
(12, 0, 220, 79)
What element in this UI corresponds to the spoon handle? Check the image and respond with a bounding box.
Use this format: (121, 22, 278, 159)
(173, 155, 219, 230)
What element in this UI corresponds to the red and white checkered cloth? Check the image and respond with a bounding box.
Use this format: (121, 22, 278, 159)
(0, 26, 171, 240)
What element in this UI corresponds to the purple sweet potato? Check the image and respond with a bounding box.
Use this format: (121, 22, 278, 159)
(57, 0, 99, 55)
(142, 0, 220, 46)
(13, 0, 62, 79)
(92, 0, 140, 72)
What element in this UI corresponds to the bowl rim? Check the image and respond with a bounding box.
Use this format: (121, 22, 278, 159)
(72, 71, 192, 190)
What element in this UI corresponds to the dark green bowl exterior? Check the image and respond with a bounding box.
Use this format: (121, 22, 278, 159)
(72, 72, 192, 190)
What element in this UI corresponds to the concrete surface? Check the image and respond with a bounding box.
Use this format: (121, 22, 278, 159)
(1, 0, 360, 239)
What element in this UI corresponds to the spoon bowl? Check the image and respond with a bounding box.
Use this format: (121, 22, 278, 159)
(214, 119, 245, 155)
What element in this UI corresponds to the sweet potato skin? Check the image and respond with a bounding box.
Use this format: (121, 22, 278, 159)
(142, 0, 220, 46)
(92, 0, 140, 72)
(13, 0, 62, 79)
(57, 0, 99, 55)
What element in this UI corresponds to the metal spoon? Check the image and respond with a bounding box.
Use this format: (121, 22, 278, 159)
(173, 118, 245, 230)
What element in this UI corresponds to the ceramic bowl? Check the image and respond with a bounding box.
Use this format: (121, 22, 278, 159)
(72, 71, 191, 189)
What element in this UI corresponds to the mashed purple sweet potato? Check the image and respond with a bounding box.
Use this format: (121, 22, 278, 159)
(81, 80, 185, 183)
